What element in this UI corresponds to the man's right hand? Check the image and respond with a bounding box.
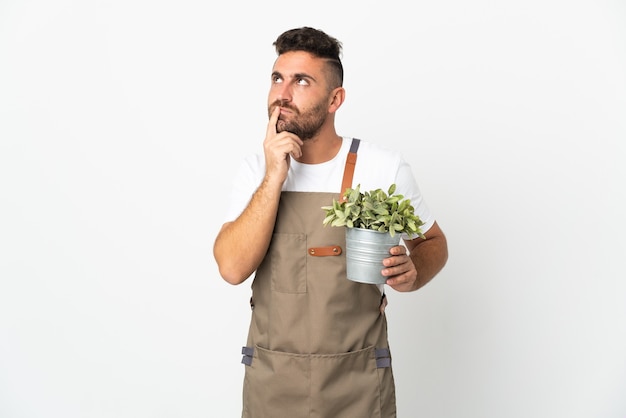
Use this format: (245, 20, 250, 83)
(263, 106, 303, 185)
(214, 106, 303, 285)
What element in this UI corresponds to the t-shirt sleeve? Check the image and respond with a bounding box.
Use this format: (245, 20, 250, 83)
(350, 140, 437, 239)
(222, 154, 264, 223)
(394, 158, 436, 238)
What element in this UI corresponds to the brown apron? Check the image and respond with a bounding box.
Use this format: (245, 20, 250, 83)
(241, 139, 397, 418)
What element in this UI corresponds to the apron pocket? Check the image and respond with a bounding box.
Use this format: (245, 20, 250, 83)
(310, 346, 386, 418)
(243, 345, 393, 418)
(270, 232, 307, 294)
(243, 345, 310, 418)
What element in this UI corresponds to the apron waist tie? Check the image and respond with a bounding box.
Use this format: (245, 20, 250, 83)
(375, 348, 392, 368)
(241, 346, 254, 366)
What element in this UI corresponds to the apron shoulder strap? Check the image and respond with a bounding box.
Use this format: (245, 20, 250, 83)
(340, 138, 361, 202)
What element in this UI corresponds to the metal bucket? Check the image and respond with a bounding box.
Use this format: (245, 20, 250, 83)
(345, 228, 401, 284)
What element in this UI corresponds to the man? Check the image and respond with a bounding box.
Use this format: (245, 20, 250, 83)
(213, 27, 448, 417)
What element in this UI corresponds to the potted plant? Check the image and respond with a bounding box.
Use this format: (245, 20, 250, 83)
(321, 184, 425, 284)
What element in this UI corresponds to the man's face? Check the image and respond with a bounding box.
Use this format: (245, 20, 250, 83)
(267, 51, 332, 141)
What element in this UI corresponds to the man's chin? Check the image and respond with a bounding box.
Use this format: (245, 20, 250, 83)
(276, 120, 290, 133)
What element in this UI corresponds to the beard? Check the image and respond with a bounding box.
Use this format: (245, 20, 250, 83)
(269, 100, 328, 141)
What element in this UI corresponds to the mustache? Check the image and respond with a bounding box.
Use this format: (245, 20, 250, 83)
(270, 100, 299, 114)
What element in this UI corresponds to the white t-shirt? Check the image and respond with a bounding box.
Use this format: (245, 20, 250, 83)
(223, 137, 435, 238)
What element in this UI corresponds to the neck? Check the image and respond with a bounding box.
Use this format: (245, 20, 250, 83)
(295, 132, 342, 164)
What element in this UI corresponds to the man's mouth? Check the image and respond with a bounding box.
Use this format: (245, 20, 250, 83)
(272, 102, 297, 115)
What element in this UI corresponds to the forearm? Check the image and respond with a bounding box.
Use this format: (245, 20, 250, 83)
(406, 234, 448, 292)
(213, 177, 282, 285)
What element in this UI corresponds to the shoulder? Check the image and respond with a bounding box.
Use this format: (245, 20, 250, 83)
(351, 138, 409, 191)
(238, 152, 265, 175)
(353, 138, 407, 172)
(355, 139, 404, 165)
(228, 151, 266, 193)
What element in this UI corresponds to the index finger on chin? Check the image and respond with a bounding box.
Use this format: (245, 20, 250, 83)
(267, 106, 280, 137)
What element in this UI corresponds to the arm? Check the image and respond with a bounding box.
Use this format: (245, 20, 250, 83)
(213, 107, 303, 285)
(382, 221, 448, 292)
(213, 178, 282, 285)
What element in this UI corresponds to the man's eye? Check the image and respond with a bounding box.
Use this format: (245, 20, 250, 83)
(273, 76, 283, 84)
(296, 78, 309, 86)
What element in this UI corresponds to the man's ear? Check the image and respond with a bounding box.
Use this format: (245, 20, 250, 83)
(328, 87, 346, 113)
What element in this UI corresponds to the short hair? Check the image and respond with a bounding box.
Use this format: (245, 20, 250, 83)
(273, 27, 344, 88)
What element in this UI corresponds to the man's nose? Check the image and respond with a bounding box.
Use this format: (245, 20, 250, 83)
(275, 83, 292, 103)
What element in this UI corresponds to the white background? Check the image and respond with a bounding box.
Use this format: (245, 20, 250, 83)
(1, 1, 625, 417)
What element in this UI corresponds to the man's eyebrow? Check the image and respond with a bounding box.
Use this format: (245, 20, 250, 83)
(294, 73, 316, 82)
(271, 71, 316, 82)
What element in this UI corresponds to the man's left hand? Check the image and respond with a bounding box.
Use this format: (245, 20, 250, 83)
(382, 245, 418, 292)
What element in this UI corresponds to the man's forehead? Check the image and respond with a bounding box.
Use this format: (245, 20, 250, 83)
(272, 51, 325, 74)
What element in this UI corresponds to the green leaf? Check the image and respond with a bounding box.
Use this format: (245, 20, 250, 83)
(320, 182, 424, 238)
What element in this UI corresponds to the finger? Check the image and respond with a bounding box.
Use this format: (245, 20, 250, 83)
(383, 252, 406, 267)
(389, 245, 406, 256)
(267, 106, 280, 137)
